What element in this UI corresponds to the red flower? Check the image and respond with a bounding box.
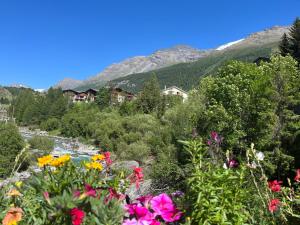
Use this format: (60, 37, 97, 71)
(268, 180, 282, 192)
(105, 187, 125, 203)
(268, 199, 280, 213)
(70, 208, 85, 225)
(295, 169, 300, 182)
(84, 184, 97, 197)
(130, 167, 144, 188)
(104, 151, 112, 166)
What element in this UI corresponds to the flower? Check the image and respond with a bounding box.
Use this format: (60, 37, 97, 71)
(268, 180, 282, 192)
(91, 154, 105, 161)
(294, 169, 300, 182)
(43, 192, 51, 204)
(7, 189, 21, 197)
(207, 131, 222, 146)
(84, 161, 103, 171)
(104, 151, 112, 166)
(268, 199, 280, 213)
(70, 208, 85, 225)
(78, 184, 97, 199)
(122, 218, 137, 225)
(105, 187, 125, 203)
(150, 193, 182, 222)
(15, 181, 22, 188)
(171, 191, 184, 198)
(136, 195, 153, 208)
(255, 151, 265, 161)
(228, 159, 239, 168)
(129, 167, 144, 189)
(2, 207, 23, 225)
(223, 163, 228, 169)
(37, 155, 53, 167)
(49, 154, 71, 167)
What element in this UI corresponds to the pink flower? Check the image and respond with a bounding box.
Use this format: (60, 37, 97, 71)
(295, 169, 300, 182)
(268, 180, 282, 192)
(268, 199, 280, 213)
(228, 159, 239, 168)
(84, 184, 97, 197)
(43, 191, 51, 204)
(122, 218, 159, 225)
(70, 208, 85, 225)
(137, 195, 153, 208)
(122, 218, 138, 225)
(105, 187, 125, 203)
(150, 193, 182, 222)
(104, 151, 112, 166)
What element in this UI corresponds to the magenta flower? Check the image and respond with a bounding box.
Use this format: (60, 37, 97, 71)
(228, 159, 239, 168)
(43, 191, 51, 204)
(207, 131, 223, 146)
(84, 184, 97, 197)
(136, 195, 153, 208)
(150, 193, 182, 222)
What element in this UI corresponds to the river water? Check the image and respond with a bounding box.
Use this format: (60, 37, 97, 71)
(19, 128, 97, 162)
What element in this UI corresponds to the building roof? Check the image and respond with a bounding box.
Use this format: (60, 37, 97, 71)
(162, 86, 188, 95)
(63, 89, 79, 94)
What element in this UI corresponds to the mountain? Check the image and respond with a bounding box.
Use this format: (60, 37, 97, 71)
(56, 25, 289, 91)
(55, 78, 84, 90)
(56, 46, 209, 90)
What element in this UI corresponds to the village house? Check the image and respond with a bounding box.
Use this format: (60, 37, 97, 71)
(110, 87, 135, 104)
(161, 86, 188, 102)
(63, 89, 98, 103)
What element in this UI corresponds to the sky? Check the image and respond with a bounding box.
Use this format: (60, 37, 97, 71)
(0, 0, 299, 89)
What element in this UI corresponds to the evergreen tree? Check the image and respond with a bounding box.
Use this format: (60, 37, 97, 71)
(95, 87, 111, 109)
(279, 33, 291, 56)
(289, 17, 300, 63)
(137, 75, 161, 114)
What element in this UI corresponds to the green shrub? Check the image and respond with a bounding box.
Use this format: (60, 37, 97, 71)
(0, 122, 25, 178)
(118, 141, 151, 164)
(28, 136, 54, 153)
(40, 118, 60, 131)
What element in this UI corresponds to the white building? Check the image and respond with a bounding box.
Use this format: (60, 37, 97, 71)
(161, 86, 188, 102)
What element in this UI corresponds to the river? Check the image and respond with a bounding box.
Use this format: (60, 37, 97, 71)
(19, 127, 97, 162)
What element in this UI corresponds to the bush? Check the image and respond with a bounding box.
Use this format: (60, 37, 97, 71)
(118, 141, 151, 163)
(0, 122, 24, 178)
(40, 118, 60, 131)
(28, 136, 54, 153)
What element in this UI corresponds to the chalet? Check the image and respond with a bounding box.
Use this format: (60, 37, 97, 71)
(110, 88, 135, 104)
(63, 89, 98, 103)
(161, 86, 188, 102)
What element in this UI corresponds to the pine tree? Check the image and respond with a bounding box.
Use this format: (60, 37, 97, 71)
(137, 74, 161, 114)
(289, 17, 300, 63)
(279, 33, 291, 56)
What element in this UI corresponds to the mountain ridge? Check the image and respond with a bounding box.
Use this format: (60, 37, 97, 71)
(55, 25, 290, 91)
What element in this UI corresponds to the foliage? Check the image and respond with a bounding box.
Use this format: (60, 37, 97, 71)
(136, 75, 161, 114)
(0, 153, 183, 225)
(28, 136, 54, 152)
(0, 122, 25, 178)
(183, 138, 300, 225)
(95, 87, 111, 109)
(280, 17, 300, 64)
(11, 88, 69, 126)
(40, 118, 61, 131)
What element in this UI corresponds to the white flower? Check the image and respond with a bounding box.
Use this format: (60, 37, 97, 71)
(256, 152, 265, 161)
(223, 163, 228, 169)
(251, 161, 257, 169)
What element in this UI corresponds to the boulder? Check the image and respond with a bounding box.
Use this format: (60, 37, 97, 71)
(126, 179, 152, 200)
(112, 160, 139, 171)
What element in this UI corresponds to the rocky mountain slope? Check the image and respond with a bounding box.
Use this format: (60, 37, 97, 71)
(55, 26, 289, 91)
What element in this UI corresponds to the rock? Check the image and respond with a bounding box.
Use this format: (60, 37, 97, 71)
(112, 161, 139, 171)
(126, 179, 152, 200)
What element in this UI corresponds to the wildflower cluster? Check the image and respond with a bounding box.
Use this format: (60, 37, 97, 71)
(2, 150, 172, 225)
(123, 193, 182, 225)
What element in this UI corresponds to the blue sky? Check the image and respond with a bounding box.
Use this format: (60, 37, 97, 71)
(0, 0, 299, 89)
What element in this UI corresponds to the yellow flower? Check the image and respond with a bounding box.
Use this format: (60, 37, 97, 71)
(49, 154, 71, 167)
(37, 155, 53, 167)
(15, 181, 22, 188)
(91, 154, 105, 161)
(7, 189, 21, 197)
(85, 161, 103, 171)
